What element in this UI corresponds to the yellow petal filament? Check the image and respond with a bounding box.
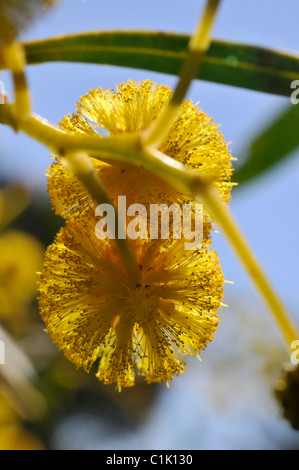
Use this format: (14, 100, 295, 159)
(64, 150, 141, 286)
(38, 224, 224, 389)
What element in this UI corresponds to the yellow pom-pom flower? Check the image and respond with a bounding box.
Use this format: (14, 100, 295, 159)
(38, 219, 224, 390)
(47, 80, 233, 242)
(40, 79, 233, 389)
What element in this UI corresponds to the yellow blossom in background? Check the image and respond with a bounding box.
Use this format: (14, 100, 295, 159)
(0, 185, 44, 331)
(0, 185, 30, 232)
(47, 80, 233, 241)
(0, 425, 44, 450)
(0, 0, 57, 44)
(0, 230, 44, 321)
(0, 390, 44, 450)
(38, 219, 224, 390)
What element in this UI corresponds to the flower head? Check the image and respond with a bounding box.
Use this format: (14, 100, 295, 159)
(41, 80, 232, 389)
(47, 80, 233, 242)
(38, 219, 224, 389)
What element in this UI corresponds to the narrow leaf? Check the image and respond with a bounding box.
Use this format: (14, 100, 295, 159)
(13, 31, 299, 97)
(234, 104, 299, 185)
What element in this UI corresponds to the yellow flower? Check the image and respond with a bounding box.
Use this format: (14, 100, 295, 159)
(41, 80, 232, 388)
(0, 229, 44, 320)
(47, 80, 233, 241)
(38, 219, 224, 390)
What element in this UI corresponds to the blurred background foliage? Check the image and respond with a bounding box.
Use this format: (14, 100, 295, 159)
(0, 0, 299, 450)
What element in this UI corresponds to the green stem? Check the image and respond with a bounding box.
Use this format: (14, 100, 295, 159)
(142, 0, 221, 148)
(0, 106, 195, 188)
(193, 181, 299, 353)
(0, 105, 141, 159)
(2, 43, 31, 123)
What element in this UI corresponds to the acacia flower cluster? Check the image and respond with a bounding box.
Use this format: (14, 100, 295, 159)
(38, 79, 233, 389)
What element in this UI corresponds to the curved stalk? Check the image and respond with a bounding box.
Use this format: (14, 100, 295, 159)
(142, 0, 221, 149)
(2, 42, 31, 123)
(0, 104, 141, 158)
(193, 182, 299, 353)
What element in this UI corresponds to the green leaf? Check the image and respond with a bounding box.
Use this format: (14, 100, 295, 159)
(17, 31, 299, 97)
(233, 104, 299, 185)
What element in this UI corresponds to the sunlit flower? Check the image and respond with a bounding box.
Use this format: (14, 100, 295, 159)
(41, 80, 232, 388)
(38, 218, 224, 390)
(47, 80, 233, 241)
